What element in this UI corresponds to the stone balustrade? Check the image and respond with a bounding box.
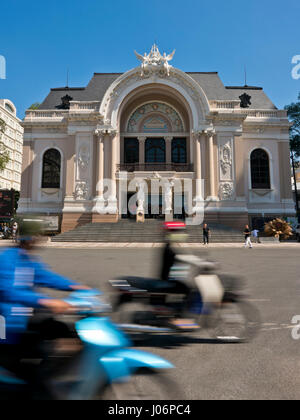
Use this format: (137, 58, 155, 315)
(24, 110, 69, 120)
(209, 100, 288, 118)
(24, 101, 101, 120)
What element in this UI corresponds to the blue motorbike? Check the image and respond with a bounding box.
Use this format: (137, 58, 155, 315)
(0, 291, 180, 400)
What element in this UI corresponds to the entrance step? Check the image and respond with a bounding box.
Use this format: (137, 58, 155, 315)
(52, 220, 243, 243)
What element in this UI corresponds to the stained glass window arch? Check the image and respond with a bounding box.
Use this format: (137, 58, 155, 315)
(127, 102, 184, 133)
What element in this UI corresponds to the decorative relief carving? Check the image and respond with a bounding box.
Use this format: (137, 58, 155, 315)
(78, 144, 90, 169)
(220, 143, 232, 178)
(74, 181, 89, 201)
(95, 127, 117, 139)
(219, 182, 235, 201)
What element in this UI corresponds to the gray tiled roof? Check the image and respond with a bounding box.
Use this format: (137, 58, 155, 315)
(38, 71, 276, 111)
(224, 86, 277, 110)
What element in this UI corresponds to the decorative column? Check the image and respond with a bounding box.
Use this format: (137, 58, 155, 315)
(206, 129, 217, 200)
(94, 129, 104, 199)
(138, 136, 146, 169)
(109, 130, 118, 214)
(164, 136, 173, 168)
(93, 127, 117, 216)
(192, 131, 203, 209)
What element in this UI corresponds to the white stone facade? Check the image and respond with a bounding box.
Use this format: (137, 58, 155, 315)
(18, 46, 295, 231)
(0, 99, 24, 191)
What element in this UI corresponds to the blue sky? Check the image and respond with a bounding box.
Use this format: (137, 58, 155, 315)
(0, 0, 299, 118)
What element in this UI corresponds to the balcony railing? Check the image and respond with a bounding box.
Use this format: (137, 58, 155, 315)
(117, 163, 194, 172)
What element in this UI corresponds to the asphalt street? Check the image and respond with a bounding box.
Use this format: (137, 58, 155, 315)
(37, 246, 300, 400)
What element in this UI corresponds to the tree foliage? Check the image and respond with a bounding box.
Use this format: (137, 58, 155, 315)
(285, 93, 300, 165)
(29, 103, 41, 110)
(0, 118, 10, 171)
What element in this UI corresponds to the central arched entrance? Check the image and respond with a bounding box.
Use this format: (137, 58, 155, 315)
(118, 88, 192, 220)
(99, 68, 210, 221)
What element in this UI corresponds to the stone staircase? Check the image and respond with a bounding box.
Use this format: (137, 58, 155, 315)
(52, 220, 243, 243)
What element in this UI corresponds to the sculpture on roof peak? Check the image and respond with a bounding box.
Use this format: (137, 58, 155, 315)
(134, 44, 176, 77)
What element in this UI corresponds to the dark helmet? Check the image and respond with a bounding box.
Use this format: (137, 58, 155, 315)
(163, 221, 186, 231)
(163, 221, 188, 242)
(17, 217, 44, 241)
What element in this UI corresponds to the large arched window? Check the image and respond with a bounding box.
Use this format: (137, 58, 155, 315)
(42, 149, 61, 188)
(145, 138, 166, 163)
(250, 148, 270, 189)
(124, 138, 139, 163)
(172, 138, 187, 163)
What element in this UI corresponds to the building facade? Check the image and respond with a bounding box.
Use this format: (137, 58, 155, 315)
(19, 46, 295, 232)
(0, 99, 24, 191)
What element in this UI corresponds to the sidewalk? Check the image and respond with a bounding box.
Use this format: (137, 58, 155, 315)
(0, 239, 299, 249)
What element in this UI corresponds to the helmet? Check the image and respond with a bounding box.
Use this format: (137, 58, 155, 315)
(163, 221, 188, 243)
(163, 221, 186, 231)
(17, 217, 44, 240)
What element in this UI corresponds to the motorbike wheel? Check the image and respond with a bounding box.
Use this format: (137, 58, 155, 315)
(111, 302, 154, 342)
(209, 301, 261, 343)
(99, 369, 182, 400)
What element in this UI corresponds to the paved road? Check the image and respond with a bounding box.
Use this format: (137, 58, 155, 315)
(37, 246, 300, 400)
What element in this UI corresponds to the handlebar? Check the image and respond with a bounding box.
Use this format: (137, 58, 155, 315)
(175, 254, 218, 270)
(63, 290, 112, 315)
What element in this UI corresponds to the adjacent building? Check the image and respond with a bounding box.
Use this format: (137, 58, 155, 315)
(0, 99, 24, 191)
(18, 45, 295, 232)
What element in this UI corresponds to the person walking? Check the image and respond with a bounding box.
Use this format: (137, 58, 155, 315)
(251, 228, 259, 244)
(244, 224, 252, 248)
(203, 223, 210, 245)
(12, 221, 18, 243)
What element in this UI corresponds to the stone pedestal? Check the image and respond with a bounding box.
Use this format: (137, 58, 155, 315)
(136, 211, 145, 223)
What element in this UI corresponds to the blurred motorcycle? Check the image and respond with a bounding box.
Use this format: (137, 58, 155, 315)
(110, 255, 261, 343)
(0, 291, 180, 400)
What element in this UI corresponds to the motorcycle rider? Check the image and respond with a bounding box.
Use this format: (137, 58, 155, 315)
(160, 222, 198, 330)
(0, 218, 91, 387)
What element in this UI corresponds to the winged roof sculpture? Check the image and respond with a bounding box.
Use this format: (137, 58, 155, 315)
(134, 44, 176, 77)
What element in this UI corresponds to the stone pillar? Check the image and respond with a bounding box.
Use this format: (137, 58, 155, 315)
(165, 136, 173, 167)
(207, 129, 217, 200)
(193, 131, 203, 205)
(92, 127, 118, 219)
(138, 136, 146, 168)
(109, 131, 118, 214)
(94, 131, 104, 198)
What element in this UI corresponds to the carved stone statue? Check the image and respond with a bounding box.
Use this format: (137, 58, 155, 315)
(164, 179, 175, 213)
(137, 181, 146, 212)
(134, 44, 175, 77)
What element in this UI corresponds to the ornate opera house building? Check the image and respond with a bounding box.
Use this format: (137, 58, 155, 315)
(19, 45, 294, 232)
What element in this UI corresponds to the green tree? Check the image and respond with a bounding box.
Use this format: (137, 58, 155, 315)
(0, 118, 10, 171)
(285, 93, 300, 221)
(29, 102, 41, 110)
